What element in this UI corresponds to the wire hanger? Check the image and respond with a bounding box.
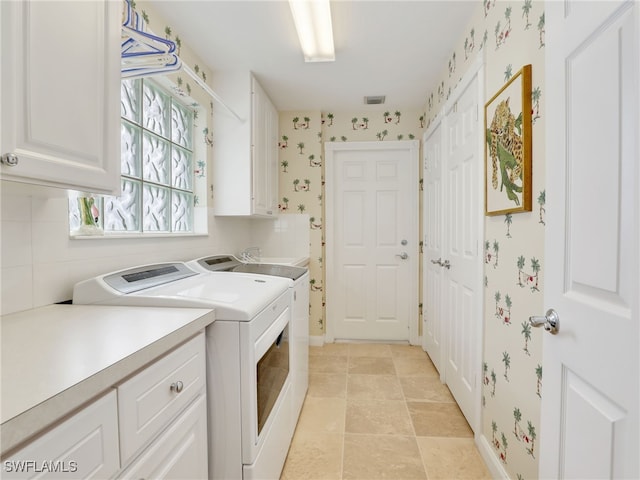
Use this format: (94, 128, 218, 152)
(121, 0, 181, 79)
(120, 0, 244, 122)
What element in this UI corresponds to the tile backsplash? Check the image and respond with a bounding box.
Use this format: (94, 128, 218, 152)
(248, 214, 310, 260)
(1, 180, 307, 315)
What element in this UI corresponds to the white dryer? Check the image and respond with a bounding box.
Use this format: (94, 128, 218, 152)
(73, 262, 293, 480)
(186, 255, 309, 425)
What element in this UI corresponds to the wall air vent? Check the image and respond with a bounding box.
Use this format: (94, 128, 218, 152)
(364, 95, 386, 105)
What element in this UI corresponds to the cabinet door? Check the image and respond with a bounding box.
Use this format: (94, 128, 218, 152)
(117, 395, 208, 480)
(251, 78, 270, 216)
(251, 78, 278, 216)
(3, 391, 120, 479)
(0, 0, 121, 194)
(117, 334, 206, 464)
(265, 98, 280, 215)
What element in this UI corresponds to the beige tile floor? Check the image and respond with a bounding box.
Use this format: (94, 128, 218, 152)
(281, 343, 492, 480)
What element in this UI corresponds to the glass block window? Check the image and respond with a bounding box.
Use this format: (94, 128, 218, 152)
(108, 77, 195, 233)
(70, 77, 205, 237)
(95, 79, 195, 235)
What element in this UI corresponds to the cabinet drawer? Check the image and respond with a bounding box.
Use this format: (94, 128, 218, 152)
(117, 395, 208, 480)
(117, 334, 206, 464)
(3, 391, 119, 479)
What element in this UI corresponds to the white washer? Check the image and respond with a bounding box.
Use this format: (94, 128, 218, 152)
(72, 262, 293, 480)
(186, 255, 309, 424)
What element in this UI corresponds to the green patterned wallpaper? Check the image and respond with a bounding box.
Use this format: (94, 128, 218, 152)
(277, 110, 424, 337)
(277, 1, 546, 479)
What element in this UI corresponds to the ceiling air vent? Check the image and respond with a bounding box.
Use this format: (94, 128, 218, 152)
(364, 95, 386, 105)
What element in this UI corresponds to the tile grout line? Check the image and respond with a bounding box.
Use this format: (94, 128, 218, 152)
(394, 352, 432, 480)
(302, 346, 491, 480)
(340, 353, 349, 480)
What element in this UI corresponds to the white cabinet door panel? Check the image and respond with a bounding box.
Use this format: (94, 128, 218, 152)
(3, 391, 120, 479)
(213, 73, 278, 216)
(0, 0, 120, 194)
(118, 395, 208, 480)
(117, 334, 206, 464)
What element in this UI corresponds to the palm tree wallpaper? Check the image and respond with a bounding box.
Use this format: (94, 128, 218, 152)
(276, 1, 546, 479)
(277, 109, 422, 332)
(455, 2, 545, 478)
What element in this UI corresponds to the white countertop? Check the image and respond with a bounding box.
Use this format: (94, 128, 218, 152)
(0, 304, 215, 456)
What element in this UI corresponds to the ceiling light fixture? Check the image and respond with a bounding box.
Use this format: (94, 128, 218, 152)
(289, 0, 335, 62)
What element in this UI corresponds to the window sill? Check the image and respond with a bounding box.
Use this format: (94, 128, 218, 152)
(69, 232, 209, 240)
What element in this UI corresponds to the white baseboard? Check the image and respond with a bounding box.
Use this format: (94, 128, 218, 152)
(476, 433, 509, 479)
(309, 335, 324, 347)
(311, 335, 420, 347)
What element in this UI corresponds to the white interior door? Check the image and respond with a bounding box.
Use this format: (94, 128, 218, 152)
(541, 2, 639, 478)
(442, 72, 483, 430)
(326, 141, 419, 342)
(423, 65, 483, 431)
(423, 121, 444, 372)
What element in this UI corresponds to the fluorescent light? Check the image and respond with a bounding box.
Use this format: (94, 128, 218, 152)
(289, 0, 335, 62)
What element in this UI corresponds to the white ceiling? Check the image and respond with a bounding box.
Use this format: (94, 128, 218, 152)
(150, 1, 477, 112)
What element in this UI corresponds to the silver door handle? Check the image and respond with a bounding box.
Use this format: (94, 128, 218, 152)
(430, 258, 442, 266)
(529, 309, 560, 334)
(442, 259, 451, 269)
(396, 252, 408, 260)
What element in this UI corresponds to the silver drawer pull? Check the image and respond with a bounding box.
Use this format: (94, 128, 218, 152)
(170, 381, 184, 393)
(1, 153, 19, 166)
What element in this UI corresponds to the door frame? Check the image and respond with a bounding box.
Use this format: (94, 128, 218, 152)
(422, 55, 485, 435)
(325, 140, 420, 345)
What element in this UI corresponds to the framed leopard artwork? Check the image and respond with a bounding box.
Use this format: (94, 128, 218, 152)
(484, 64, 532, 215)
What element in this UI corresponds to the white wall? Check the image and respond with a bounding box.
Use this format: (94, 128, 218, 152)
(0, 180, 253, 315)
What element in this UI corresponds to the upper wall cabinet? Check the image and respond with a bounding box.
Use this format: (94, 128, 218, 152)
(0, 0, 121, 195)
(212, 73, 279, 217)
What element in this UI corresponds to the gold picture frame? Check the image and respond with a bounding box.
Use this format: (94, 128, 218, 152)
(484, 64, 532, 216)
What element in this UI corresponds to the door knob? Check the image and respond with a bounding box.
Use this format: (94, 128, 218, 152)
(430, 258, 442, 266)
(529, 309, 560, 334)
(396, 252, 408, 260)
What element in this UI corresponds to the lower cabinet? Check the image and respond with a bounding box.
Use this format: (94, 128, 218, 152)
(3, 333, 208, 480)
(2, 391, 120, 479)
(117, 333, 207, 465)
(118, 395, 208, 480)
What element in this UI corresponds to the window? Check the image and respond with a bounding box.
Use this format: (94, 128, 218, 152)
(70, 77, 206, 236)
